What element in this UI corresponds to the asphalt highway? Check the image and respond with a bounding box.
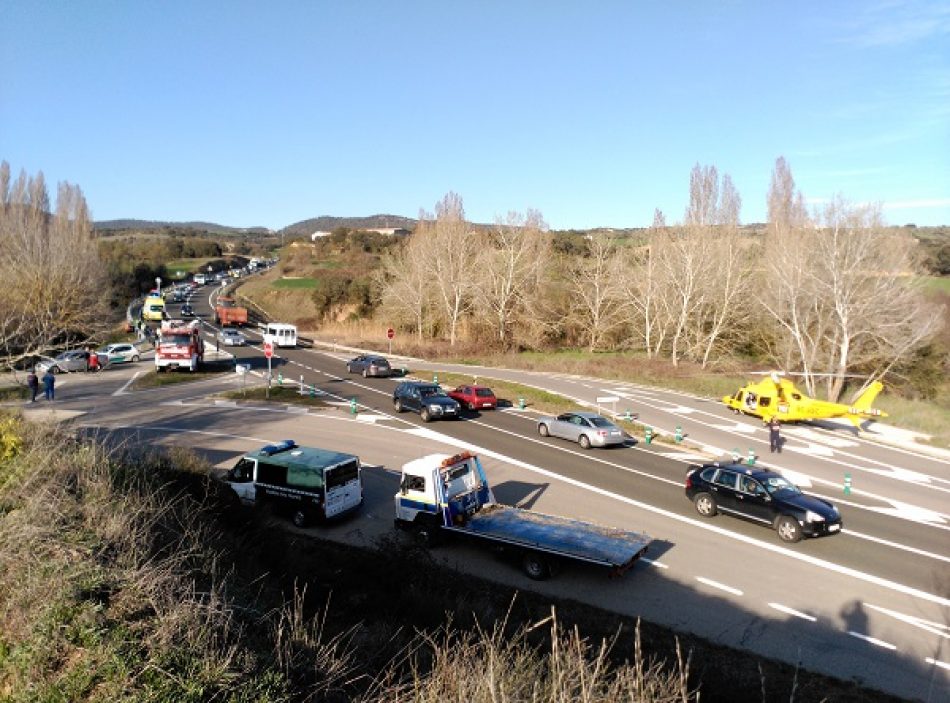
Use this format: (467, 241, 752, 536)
(12, 283, 946, 701)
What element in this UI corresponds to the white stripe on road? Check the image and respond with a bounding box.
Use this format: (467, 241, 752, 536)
(696, 577, 743, 596)
(925, 657, 950, 671)
(768, 603, 817, 622)
(847, 631, 897, 650)
(112, 371, 141, 396)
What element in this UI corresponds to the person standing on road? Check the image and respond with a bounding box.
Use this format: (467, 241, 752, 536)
(27, 369, 39, 402)
(42, 369, 55, 401)
(766, 417, 782, 453)
(88, 349, 100, 372)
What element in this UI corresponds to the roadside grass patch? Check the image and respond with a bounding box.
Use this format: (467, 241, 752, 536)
(220, 384, 330, 407)
(131, 366, 231, 389)
(273, 277, 318, 290)
(0, 385, 27, 402)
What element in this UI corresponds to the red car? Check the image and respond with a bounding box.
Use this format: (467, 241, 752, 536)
(448, 385, 498, 411)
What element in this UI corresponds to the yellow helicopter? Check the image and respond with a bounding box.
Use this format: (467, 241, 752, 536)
(722, 372, 887, 427)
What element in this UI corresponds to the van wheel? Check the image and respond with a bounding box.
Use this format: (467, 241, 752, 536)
(415, 524, 438, 548)
(292, 509, 308, 529)
(522, 552, 551, 580)
(694, 493, 717, 517)
(776, 516, 802, 543)
(420, 408, 432, 423)
(579, 435, 591, 449)
(538, 423, 549, 437)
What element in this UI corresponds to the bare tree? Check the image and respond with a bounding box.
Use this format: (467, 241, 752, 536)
(472, 209, 551, 348)
(426, 192, 480, 346)
(566, 233, 627, 352)
(0, 162, 108, 370)
(377, 216, 434, 341)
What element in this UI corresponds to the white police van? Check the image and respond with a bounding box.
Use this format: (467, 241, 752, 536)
(225, 440, 363, 527)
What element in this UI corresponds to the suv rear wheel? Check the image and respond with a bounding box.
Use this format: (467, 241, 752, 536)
(694, 493, 717, 517)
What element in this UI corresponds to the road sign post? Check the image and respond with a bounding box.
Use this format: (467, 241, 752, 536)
(387, 327, 394, 355)
(264, 341, 273, 399)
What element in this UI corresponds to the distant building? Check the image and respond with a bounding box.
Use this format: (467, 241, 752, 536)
(311, 231, 332, 240)
(311, 227, 410, 241)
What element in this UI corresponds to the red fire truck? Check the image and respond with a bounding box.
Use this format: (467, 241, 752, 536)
(155, 319, 205, 372)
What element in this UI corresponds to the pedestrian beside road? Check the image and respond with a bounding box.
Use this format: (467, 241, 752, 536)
(27, 369, 39, 402)
(766, 417, 782, 453)
(42, 369, 55, 401)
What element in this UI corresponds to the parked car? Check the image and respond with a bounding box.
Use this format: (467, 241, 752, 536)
(98, 343, 140, 364)
(218, 330, 246, 346)
(685, 463, 842, 543)
(181, 303, 195, 317)
(35, 350, 97, 374)
(448, 384, 498, 411)
(537, 411, 626, 449)
(393, 381, 460, 422)
(346, 354, 392, 378)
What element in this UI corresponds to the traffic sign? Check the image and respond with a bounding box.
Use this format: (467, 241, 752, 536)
(263, 342, 273, 358)
(387, 327, 395, 339)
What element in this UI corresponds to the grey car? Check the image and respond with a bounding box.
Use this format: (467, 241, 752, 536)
(537, 411, 627, 449)
(347, 354, 392, 378)
(36, 350, 99, 374)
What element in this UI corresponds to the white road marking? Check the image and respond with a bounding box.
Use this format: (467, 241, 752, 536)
(786, 443, 835, 457)
(844, 529, 950, 563)
(847, 631, 897, 650)
(712, 423, 759, 433)
(668, 406, 698, 414)
(112, 371, 141, 396)
(640, 558, 668, 569)
(401, 425, 950, 607)
(866, 501, 947, 525)
(768, 603, 817, 622)
(863, 466, 935, 485)
(865, 603, 950, 639)
(925, 657, 950, 671)
(696, 577, 743, 596)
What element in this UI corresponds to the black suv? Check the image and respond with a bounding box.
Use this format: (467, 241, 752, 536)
(685, 463, 842, 543)
(393, 381, 460, 422)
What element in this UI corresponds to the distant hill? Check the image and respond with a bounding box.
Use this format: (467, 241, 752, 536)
(280, 214, 417, 237)
(94, 219, 271, 235)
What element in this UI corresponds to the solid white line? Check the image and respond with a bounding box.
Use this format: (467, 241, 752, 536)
(112, 371, 141, 396)
(847, 631, 897, 650)
(925, 657, 950, 671)
(640, 558, 668, 569)
(402, 425, 950, 607)
(843, 528, 950, 564)
(864, 603, 950, 639)
(768, 602, 817, 622)
(696, 577, 743, 596)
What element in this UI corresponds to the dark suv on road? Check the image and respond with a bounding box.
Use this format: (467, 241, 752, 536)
(685, 462, 842, 543)
(393, 381, 460, 422)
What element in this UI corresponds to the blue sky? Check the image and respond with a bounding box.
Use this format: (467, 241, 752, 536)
(2, 1, 948, 230)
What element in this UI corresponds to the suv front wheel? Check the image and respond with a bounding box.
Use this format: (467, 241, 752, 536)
(393, 398, 403, 412)
(420, 408, 432, 422)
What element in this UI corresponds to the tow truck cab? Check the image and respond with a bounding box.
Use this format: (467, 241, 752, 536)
(395, 452, 495, 529)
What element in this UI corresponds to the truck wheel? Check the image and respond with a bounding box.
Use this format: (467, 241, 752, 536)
(415, 524, 438, 548)
(394, 399, 403, 412)
(538, 423, 549, 437)
(776, 515, 802, 543)
(420, 408, 432, 423)
(292, 509, 308, 529)
(694, 493, 717, 517)
(522, 552, 551, 581)
(578, 435, 591, 449)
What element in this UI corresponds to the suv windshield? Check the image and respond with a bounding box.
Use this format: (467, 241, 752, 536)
(763, 476, 802, 496)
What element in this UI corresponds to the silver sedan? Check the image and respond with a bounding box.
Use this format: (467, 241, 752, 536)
(537, 411, 627, 449)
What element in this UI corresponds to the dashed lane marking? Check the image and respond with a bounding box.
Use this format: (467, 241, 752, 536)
(695, 577, 743, 596)
(768, 603, 817, 622)
(847, 631, 897, 650)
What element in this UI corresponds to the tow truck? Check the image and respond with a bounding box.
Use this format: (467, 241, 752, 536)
(394, 451, 652, 580)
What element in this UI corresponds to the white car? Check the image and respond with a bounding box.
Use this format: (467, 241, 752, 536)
(99, 343, 141, 364)
(218, 330, 246, 346)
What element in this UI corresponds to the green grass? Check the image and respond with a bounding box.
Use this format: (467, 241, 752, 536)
(911, 275, 950, 293)
(272, 277, 318, 289)
(0, 385, 28, 402)
(131, 367, 230, 389)
(220, 383, 330, 407)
